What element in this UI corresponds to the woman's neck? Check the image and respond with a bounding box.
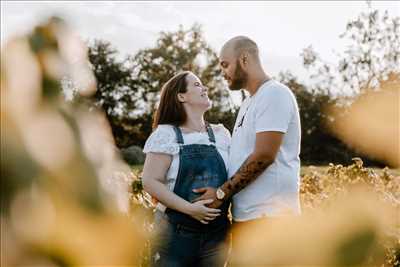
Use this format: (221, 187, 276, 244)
(181, 109, 206, 132)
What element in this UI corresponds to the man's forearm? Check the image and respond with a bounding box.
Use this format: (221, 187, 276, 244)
(220, 153, 273, 199)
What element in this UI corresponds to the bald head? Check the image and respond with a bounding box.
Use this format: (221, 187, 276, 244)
(219, 36, 268, 92)
(221, 36, 260, 61)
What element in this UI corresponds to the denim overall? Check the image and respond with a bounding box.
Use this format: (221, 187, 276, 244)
(153, 124, 230, 267)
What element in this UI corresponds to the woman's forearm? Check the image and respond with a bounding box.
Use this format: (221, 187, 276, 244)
(143, 178, 192, 215)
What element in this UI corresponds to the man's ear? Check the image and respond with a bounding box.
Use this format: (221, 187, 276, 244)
(240, 53, 249, 68)
(177, 93, 186, 103)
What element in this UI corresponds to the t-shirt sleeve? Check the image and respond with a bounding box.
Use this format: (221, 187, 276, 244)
(143, 125, 179, 155)
(255, 87, 294, 134)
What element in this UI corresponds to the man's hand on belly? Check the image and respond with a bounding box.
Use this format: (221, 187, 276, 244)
(192, 187, 223, 208)
(192, 187, 217, 202)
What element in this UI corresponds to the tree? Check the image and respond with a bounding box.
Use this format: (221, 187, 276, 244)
(86, 40, 146, 148)
(132, 24, 237, 132)
(286, 8, 400, 166)
(301, 9, 400, 97)
(82, 25, 237, 149)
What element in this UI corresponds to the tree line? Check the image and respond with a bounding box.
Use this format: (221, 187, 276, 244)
(63, 9, 399, 167)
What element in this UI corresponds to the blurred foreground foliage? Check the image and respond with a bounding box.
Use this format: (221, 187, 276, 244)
(1, 17, 147, 266)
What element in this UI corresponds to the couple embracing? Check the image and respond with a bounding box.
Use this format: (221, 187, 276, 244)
(142, 36, 301, 267)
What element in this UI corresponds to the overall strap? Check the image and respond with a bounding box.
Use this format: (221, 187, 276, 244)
(205, 122, 216, 143)
(172, 125, 184, 144)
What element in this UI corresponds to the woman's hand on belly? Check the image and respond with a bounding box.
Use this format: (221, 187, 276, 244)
(186, 199, 221, 224)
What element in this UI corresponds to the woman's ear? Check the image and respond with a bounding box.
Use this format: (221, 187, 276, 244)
(177, 93, 186, 103)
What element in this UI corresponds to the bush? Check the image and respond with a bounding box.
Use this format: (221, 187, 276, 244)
(277, 71, 386, 167)
(129, 159, 400, 266)
(121, 145, 146, 165)
(300, 159, 399, 266)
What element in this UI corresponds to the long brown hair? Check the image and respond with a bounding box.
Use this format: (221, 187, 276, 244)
(152, 71, 191, 129)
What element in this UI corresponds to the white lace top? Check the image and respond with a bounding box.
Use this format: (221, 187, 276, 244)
(143, 124, 231, 211)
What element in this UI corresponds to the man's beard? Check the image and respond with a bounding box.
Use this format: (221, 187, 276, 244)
(228, 60, 248, 91)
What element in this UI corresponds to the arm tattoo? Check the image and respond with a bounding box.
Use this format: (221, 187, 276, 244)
(221, 156, 272, 198)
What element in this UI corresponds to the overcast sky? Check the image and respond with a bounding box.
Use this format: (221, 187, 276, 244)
(2, 1, 399, 83)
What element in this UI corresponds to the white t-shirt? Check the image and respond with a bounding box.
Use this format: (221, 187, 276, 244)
(143, 124, 231, 212)
(228, 79, 301, 221)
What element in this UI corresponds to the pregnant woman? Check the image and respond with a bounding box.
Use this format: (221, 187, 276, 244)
(142, 71, 231, 267)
